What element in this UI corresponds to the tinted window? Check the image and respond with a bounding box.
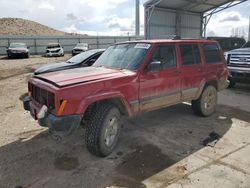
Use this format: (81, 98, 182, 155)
(180, 44, 201, 65)
(242, 41, 250, 48)
(207, 37, 246, 51)
(203, 44, 221, 64)
(151, 45, 176, 70)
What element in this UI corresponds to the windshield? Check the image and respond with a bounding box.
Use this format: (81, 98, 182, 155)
(93, 43, 151, 71)
(242, 41, 250, 48)
(67, 50, 97, 64)
(47, 44, 60, 49)
(76, 43, 88, 47)
(10, 43, 27, 48)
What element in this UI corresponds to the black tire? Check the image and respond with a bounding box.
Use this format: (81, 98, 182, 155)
(85, 103, 121, 157)
(26, 53, 30, 58)
(228, 80, 236, 88)
(192, 85, 217, 117)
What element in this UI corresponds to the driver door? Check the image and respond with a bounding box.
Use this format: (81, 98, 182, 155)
(139, 44, 181, 112)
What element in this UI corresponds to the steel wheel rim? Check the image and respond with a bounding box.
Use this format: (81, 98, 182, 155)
(104, 116, 118, 147)
(204, 90, 216, 110)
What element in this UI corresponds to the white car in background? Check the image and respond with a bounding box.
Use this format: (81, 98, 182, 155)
(46, 43, 64, 57)
(72, 43, 89, 56)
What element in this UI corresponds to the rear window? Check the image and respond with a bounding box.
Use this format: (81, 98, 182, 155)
(180, 44, 201, 66)
(202, 44, 221, 64)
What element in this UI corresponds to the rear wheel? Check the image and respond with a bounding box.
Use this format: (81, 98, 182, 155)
(192, 85, 217, 117)
(85, 103, 121, 157)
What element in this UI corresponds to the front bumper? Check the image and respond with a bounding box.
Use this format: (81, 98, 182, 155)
(8, 51, 28, 57)
(228, 66, 250, 84)
(46, 51, 62, 57)
(38, 114, 82, 132)
(23, 96, 82, 132)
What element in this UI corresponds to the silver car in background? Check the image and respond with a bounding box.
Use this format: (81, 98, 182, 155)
(46, 43, 64, 57)
(72, 43, 89, 56)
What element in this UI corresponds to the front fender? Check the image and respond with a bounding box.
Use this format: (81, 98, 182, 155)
(76, 91, 132, 116)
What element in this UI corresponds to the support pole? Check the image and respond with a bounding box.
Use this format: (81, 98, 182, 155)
(136, 0, 140, 37)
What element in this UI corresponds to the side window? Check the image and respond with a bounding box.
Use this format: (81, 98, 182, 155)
(180, 44, 201, 66)
(92, 53, 102, 60)
(202, 44, 221, 64)
(150, 45, 176, 70)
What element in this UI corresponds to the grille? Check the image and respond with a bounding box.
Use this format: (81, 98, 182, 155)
(229, 53, 250, 67)
(29, 83, 55, 109)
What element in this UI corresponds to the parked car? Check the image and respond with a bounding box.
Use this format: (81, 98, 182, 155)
(226, 41, 250, 87)
(34, 49, 105, 75)
(207, 37, 246, 53)
(46, 43, 64, 57)
(6, 43, 29, 58)
(72, 43, 89, 56)
(23, 40, 228, 157)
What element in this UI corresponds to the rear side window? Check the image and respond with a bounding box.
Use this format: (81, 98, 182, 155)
(180, 44, 201, 66)
(202, 44, 221, 64)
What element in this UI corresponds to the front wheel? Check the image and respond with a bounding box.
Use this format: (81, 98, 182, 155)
(85, 103, 121, 157)
(192, 85, 217, 117)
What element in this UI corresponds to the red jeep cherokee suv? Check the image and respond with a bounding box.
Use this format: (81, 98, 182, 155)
(23, 40, 229, 157)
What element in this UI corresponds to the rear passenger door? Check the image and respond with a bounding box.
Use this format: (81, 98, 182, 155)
(139, 44, 181, 111)
(179, 43, 204, 100)
(202, 43, 226, 83)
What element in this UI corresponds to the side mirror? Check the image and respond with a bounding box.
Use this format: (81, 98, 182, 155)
(146, 61, 162, 72)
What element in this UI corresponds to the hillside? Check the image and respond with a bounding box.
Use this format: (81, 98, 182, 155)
(0, 18, 68, 36)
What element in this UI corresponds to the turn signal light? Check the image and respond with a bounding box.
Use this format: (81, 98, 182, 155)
(57, 100, 67, 116)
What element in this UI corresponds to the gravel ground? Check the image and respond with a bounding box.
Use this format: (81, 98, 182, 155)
(0, 55, 249, 188)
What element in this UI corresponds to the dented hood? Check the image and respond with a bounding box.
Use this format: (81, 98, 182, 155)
(35, 66, 133, 87)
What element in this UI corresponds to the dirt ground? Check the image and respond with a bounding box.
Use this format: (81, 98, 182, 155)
(0, 55, 249, 188)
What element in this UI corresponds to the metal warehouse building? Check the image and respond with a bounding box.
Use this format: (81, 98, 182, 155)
(144, 0, 247, 39)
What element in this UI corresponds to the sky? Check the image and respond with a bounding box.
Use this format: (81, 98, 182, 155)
(0, 0, 249, 38)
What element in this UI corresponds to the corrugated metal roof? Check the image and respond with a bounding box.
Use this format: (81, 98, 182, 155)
(144, 0, 246, 13)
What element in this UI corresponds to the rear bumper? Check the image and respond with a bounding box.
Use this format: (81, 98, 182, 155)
(218, 78, 229, 91)
(23, 96, 82, 132)
(228, 66, 250, 84)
